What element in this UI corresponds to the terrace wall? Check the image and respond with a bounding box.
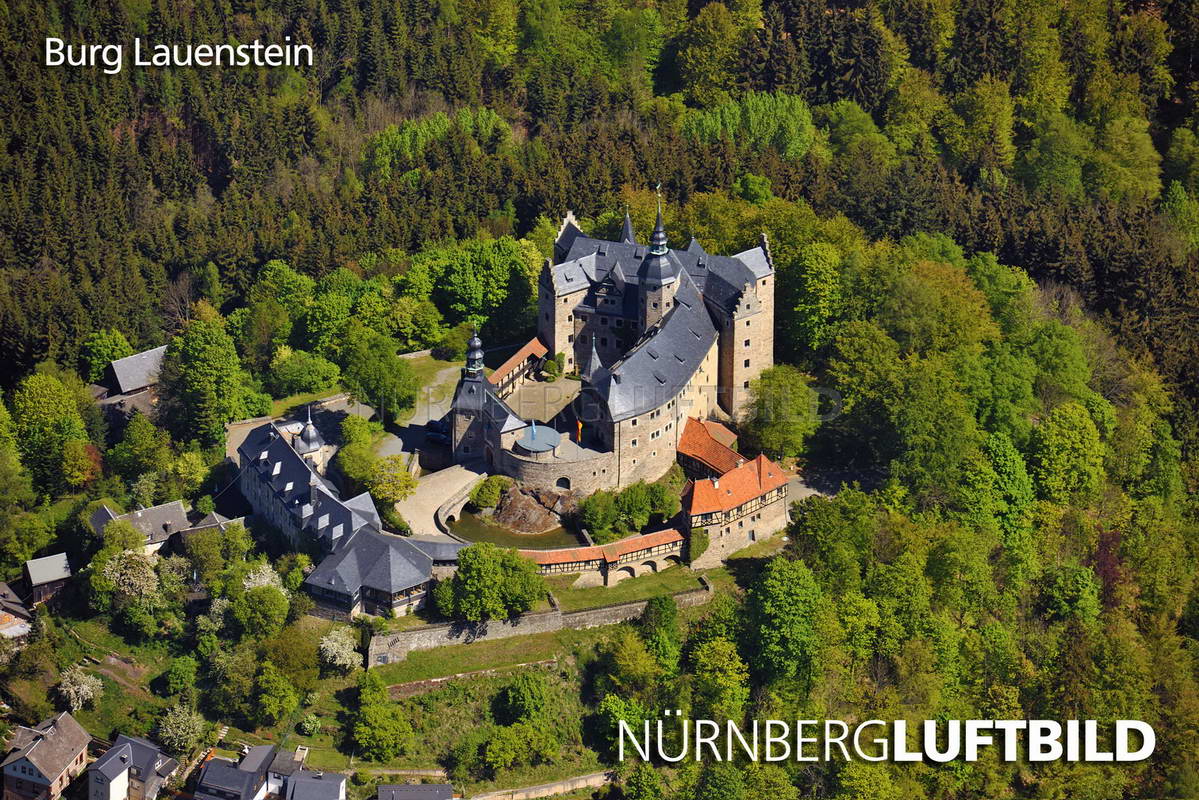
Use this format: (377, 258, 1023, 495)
(366, 577, 712, 666)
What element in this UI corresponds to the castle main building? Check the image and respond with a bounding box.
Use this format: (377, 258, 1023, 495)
(449, 208, 774, 493)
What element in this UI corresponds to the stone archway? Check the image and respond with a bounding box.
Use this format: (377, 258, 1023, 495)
(609, 565, 637, 584)
(556, 476, 571, 490)
(640, 560, 659, 574)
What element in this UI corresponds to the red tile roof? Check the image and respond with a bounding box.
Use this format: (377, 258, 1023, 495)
(678, 417, 744, 474)
(683, 455, 790, 515)
(523, 528, 685, 566)
(700, 419, 738, 448)
(489, 337, 549, 384)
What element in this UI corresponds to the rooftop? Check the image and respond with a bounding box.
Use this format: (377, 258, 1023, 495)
(286, 770, 347, 800)
(89, 500, 190, 545)
(683, 455, 789, 515)
(488, 337, 548, 385)
(678, 417, 744, 475)
(2, 712, 90, 780)
(523, 528, 684, 566)
(24, 553, 71, 586)
(109, 345, 167, 395)
(90, 734, 177, 788)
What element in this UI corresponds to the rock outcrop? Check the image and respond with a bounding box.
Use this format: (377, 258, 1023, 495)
(492, 487, 581, 534)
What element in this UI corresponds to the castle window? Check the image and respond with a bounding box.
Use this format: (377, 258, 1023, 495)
(744, 339, 750, 347)
(568, 335, 574, 342)
(615, 319, 623, 327)
(601, 317, 608, 326)
(563, 298, 569, 303)
(631, 438, 638, 447)
(745, 320, 751, 327)
(743, 381, 750, 388)
(761, 280, 767, 286)
(744, 359, 750, 368)
(631, 419, 637, 426)
(652, 302, 659, 308)
(568, 314, 573, 321)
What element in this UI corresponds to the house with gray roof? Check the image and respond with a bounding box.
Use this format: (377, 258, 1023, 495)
(376, 785, 454, 800)
(194, 746, 274, 800)
(23, 554, 71, 605)
(2, 712, 91, 800)
(107, 346, 167, 396)
(448, 205, 774, 492)
(236, 413, 466, 617)
(284, 771, 345, 800)
(87, 734, 177, 800)
(89, 501, 244, 556)
(0, 582, 33, 643)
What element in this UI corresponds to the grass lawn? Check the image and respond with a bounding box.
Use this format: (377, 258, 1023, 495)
(546, 567, 703, 612)
(271, 387, 345, 418)
(396, 354, 461, 425)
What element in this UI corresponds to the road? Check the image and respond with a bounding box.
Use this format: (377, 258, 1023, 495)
(394, 462, 485, 537)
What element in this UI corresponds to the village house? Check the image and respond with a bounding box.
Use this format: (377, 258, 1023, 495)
(88, 500, 244, 556)
(22, 555, 71, 606)
(87, 735, 177, 800)
(1, 713, 91, 800)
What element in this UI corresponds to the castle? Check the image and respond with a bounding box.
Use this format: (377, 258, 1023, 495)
(449, 207, 775, 494)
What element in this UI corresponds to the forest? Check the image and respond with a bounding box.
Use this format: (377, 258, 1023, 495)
(0, 0, 1197, 797)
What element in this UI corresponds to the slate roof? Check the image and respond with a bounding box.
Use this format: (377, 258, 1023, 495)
(286, 770, 346, 800)
(90, 500, 189, 545)
(239, 745, 276, 775)
(0, 582, 31, 622)
(408, 538, 470, 563)
(268, 749, 304, 777)
(89, 734, 177, 794)
(683, 455, 789, 515)
(110, 345, 167, 394)
(25, 553, 71, 586)
(238, 422, 377, 550)
(377, 785, 455, 800)
(3, 712, 90, 780)
(196, 759, 258, 800)
(678, 418, 745, 475)
(304, 530, 434, 598)
(550, 223, 771, 313)
(590, 270, 718, 421)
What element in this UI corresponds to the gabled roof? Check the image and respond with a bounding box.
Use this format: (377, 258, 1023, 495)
(683, 455, 789, 515)
(237, 422, 378, 548)
(523, 528, 684, 566)
(678, 418, 744, 475)
(548, 223, 771, 314)
(304, 530, 433, 597)
(0, 582, 31, 622)
(25, 553, 71, 586)
(488, 337, 548, 385)
(90, 500, 189, 545)
(268, 749, 304, 777)
(591, 270, 717, 421)
(238, 745, 276, 775)
(286, 770, 346, 800)
(197, 759, 258, 800)
(110, 345, 167, 394)
(377, 785, 454, 800)
(3, 712, 90, 780)
(90, 734, 177, 789)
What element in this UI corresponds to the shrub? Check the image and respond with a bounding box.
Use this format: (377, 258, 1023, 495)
(689, 528, 709, 563)
(470, 475, 512, 509)
(298, 714, 320, 736)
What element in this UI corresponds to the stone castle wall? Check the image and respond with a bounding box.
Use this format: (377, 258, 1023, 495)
(367, 577, 712, 666)
(498, 446, 618, 495)
(690, 493, 789, 570)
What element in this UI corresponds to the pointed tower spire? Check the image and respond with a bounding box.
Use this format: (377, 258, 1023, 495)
(650, 186, 668, 256)
(620, 208, 636, 244)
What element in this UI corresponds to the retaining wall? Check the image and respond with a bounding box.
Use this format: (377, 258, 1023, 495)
(469, 770, 614, 800)
(367, 577, 712, 666)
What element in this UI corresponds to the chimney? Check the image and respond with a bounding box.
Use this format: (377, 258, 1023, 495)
(712, 478, 719, 489)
